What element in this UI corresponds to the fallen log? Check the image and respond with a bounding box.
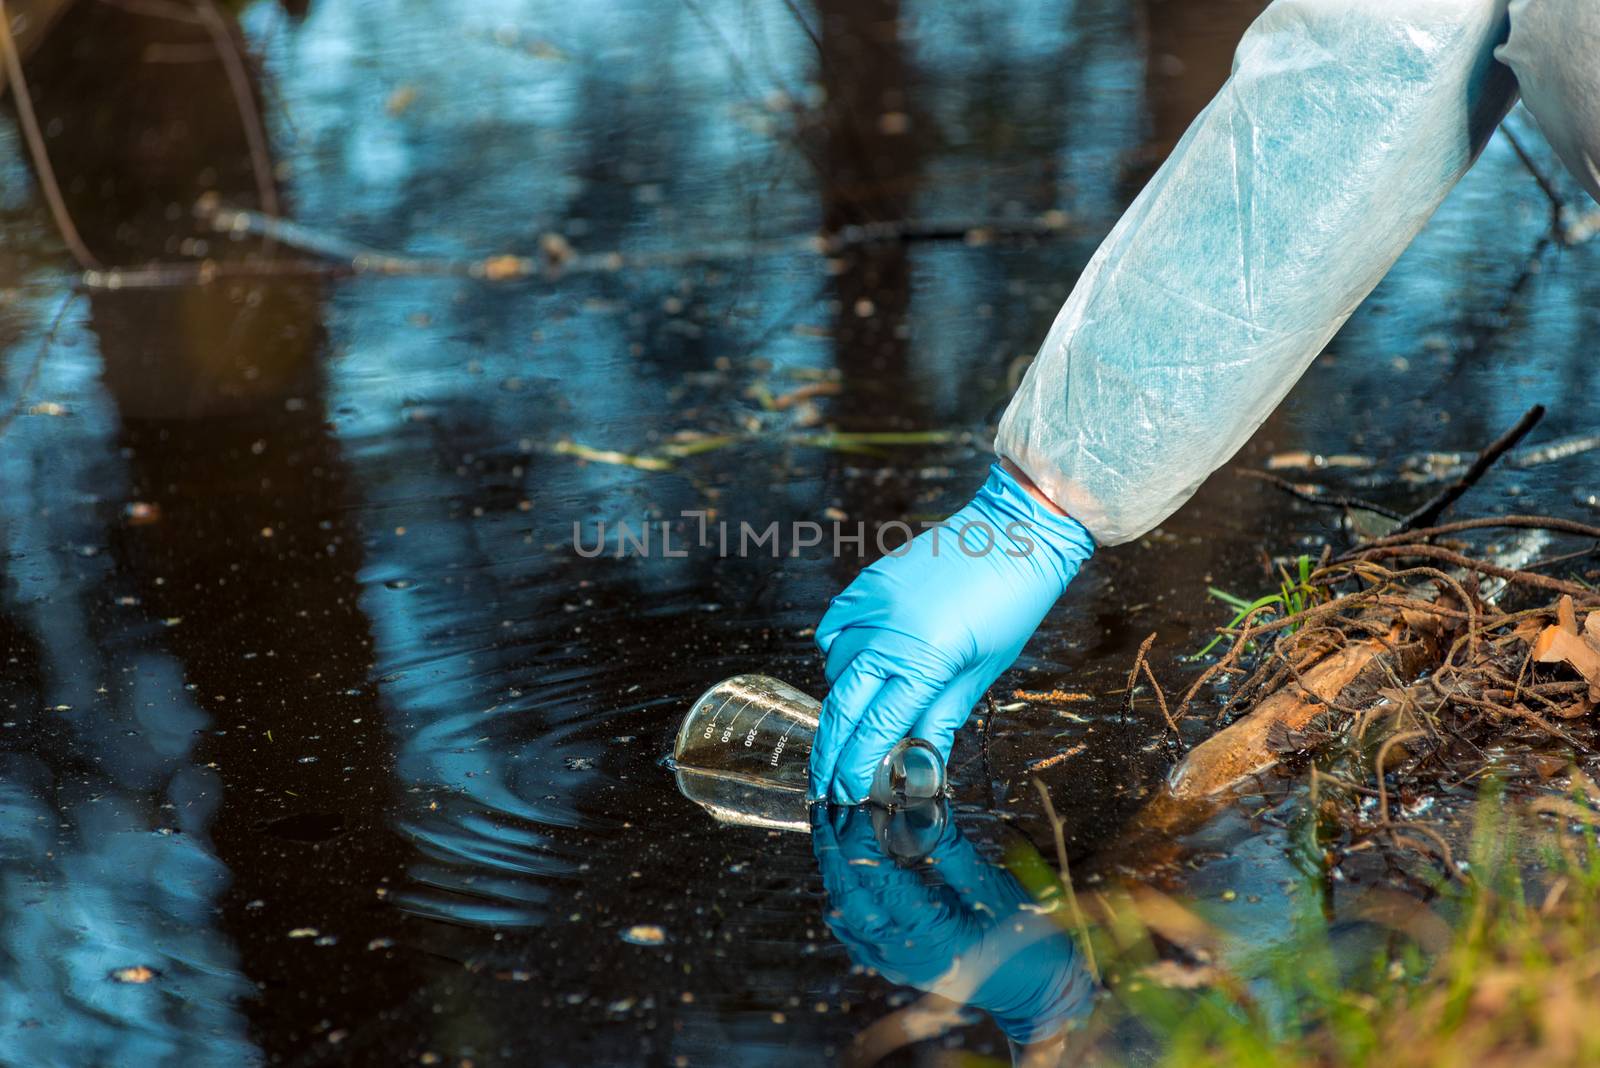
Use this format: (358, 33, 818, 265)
(1166, 620, 1437, 800)
(1105, 615, 1442, 866)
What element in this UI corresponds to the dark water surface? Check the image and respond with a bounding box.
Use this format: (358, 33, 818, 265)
(3, 0, 1600, 1063)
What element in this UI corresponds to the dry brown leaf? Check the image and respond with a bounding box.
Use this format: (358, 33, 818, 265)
(1532, 625, 1600, 686)
(1511, 616, 1549, 647)
(1558, 595, 1578, 635)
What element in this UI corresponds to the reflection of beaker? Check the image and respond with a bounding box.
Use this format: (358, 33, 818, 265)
(671, 675, 945, 833)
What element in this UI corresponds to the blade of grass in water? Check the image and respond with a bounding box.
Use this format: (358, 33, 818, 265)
(551, 440, 674, 471)
(787, 429, 960, 449)
(1192, 591, 1284, 660)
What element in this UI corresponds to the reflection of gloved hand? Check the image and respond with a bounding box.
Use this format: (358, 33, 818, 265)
(810, 462, 1094, 803)
(812, 803, 1094, 1046)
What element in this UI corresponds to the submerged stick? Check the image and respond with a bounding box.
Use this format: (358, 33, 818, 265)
(1165, 624, 1424, 800)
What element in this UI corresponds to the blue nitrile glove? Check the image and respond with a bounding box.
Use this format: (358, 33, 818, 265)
(810, 462, 1094, 803)
(812, 802, 1095, 1046)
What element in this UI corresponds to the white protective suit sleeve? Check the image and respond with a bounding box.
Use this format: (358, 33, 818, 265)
(995, 0, 1519, 546)
(1498, 0, 1600, 203)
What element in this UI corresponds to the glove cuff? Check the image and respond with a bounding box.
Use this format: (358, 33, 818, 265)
(977, 462, 1096, 593)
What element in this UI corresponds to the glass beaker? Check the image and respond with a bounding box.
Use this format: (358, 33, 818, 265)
(671, 674, 946, 833)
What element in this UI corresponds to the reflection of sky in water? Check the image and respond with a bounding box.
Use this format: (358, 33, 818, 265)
(0, 0, 1598, 1060)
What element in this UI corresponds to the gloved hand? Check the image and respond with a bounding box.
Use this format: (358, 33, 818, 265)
(810, 462, 1094, 803)
(812, 802, 1095, 1046)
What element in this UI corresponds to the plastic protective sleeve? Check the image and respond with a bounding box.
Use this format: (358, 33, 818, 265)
(996, 0, 1518, 546)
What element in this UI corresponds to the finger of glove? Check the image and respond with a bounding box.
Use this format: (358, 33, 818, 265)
(820, 616, 880, 685)
(815, 581, 874, 668)
(809, 662, 887, 801)
(830, 674, 943, 805)
(906, 665, 991, 765)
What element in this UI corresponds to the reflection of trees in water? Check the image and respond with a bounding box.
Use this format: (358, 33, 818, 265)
(0, 304, 255, 1064)
(95, 274, 439, 1059)
(19, 0, 277, 266)
(7, 4, 432, 1057)
(1125, 0, 1269, 197)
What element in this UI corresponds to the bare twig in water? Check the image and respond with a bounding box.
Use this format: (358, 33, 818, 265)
(1396, 405, 1545, 532)
(1351, 514, 1600, 552)
(1032, 778, 1098, 982)
(194, 202, 1076, 285)
(1176, 602, 1277, 721)
(1369, 722, 1465, 884)
(1347, 543, 1591, 598)
(1141, 656, 1179, 742)
(1122, 632, 1155, 724)
(0, 0, 102, 269)
(1236, 469, 1405, 521)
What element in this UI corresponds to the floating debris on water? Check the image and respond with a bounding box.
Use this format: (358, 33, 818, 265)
(1012, 689, 1093, 704)
(621, 925, 666, 946)
(108, 966, 158, 984)
(1026, 744, 1086, 772)
(1265, 451, 1376, 471)
(1512, 433, 1600, 468)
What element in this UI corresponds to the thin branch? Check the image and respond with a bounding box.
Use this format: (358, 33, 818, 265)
(1347, 543, 1591, 598)
(1032, 778, 1098, 982)
(1395, 405, 1545, 532)
(1235, 468, 1404, 521)
(1352, 514, 1600, 551)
